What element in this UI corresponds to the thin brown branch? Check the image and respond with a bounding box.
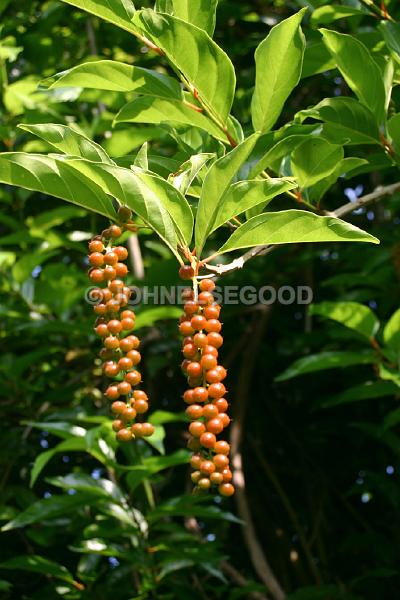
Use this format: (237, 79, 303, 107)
(231, 306, 286, 600)
(325, 181, 400, 219)
(184, 517, 270, 600)
(203, 245, 274, 275)
(127, 234, 145, 280)
(202, 181, 400, 277)
(250, 440, 322, 585)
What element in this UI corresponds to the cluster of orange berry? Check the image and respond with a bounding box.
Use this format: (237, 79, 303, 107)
(179, 266, 235, 497)
(88, 208, 154, 443)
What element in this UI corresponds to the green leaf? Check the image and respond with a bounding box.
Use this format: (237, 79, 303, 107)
(23, 421, 87, 440)
(387, 113, 400, 154)
(291, 138, 344, 188)
(0, 555, 75, 585)
(379, 21, 400, 60)
(303, 157, 368, 204)
(115, 96, 227, 141)
(379, 364, 400, 388)
(2, 492, 97, 531)
(208, 178, 297, 236)
(134, 142, 149, 170)
(149, 496, 241, 523)
(155, 0, 218, 36)
(0, 153, 116, 219)
(144, 424, 166, 454)
(168, 153, 214, 195)
(249, 132, 311, 178)
(310, 301, 379, 339)
(275, 350, 377, 382)
(195, 134, 258, 254)
(19, 123, 114, 163)
(251, 9, 307, 133)
(383, 308, 400, 350)
(318, 381, 398, 409)
(135, 307, 183, 329)
(30, 438, 87, 487)
(302, 40, 336, 79)
(132, 9, 235, 124)
(63, 158, 192, 255)
(296, 97, 380, 145)
(40, 60, 183, 100)
(217, 209, 379, 255)
(47, 474, 123, 501)
(320, 29, 386, 124)
(59, 0, 137, 34)
(310, 6, 368, 26)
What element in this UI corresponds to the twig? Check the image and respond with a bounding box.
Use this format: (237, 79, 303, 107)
(203, 245, 274, 275)
(202, 182, 400, 277)
(249, 440, 322, 585)
(184, 517, 269, 600)
(325, 181, 400, 219)
(231, 306, 286, 600)
(127, 234, 145, 280)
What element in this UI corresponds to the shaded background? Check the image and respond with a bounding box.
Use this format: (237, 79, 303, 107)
(1, 0, 400, 598)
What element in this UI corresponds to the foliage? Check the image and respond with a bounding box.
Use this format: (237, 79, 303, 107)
(1, 0, 400, 598)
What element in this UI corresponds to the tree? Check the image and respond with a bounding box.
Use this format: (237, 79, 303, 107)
(1, 0, 400, 598)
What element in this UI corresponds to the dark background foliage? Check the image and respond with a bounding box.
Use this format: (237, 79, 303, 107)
(1, 1, 400, 599)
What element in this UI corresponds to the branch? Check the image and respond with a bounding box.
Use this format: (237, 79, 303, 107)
(202, 181, 400, 277)
(127, 234, 145, 280)
(231, 306, 286, 600)
(203, 245, 274, 275)
(325, 181, 400, 219)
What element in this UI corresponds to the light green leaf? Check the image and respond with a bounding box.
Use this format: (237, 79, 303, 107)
(387, 113, 400, 154)
(135, 306, 182, 329)
(319, 381, 398, 409)
(310, 6, 368, 26)
(144, 424, 166, 454)
(320, 29, 386, 124)
(19, 124, 114, 163)
(217, 210, 379, 255)
(380, 364, 400, 388)
(132, 9, 235, 124)
(301, 40, 336, 79)
(134, 142, 149, 170)
(59, 0, 137, 34)
(115, 96, 227, 141)
(249, 132, 311, 178)
(40, 60, 183, 100)
(251, 9, 307, 133)
(296, 97, 380, 145)
(303, 157, 368, 204)
(2, 493, 97, 531)
(275, 350, 377, 382)
(168, 153, 214, 195)
(310, 301, 379, 339)
(291, 138, 344, 188)
(63, 158, 192, 255)
(383, 308, 400, 350)
(155, 0, 218, 36)
(0, 153, 116, 219)
(379, 21, 400, 60)
(0, 555, 75, 585)
(195, 134, 258, 254)
(209, 178, 297, 236)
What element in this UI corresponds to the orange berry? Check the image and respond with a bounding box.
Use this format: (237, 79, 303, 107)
(218, 483, 235, 497)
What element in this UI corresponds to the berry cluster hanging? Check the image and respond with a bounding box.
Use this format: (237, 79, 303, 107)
(179, 267, 235, 497)
(88, 208, 154, 443)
